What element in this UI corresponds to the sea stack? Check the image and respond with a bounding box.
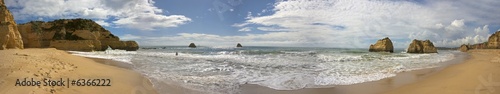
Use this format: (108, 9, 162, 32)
(407, 39, 437, 53)
(487, 31, 500, 49)
(458, 44, 469, 52)
(188, 43, 196, 48)
(0, 0, 24, 50)
(236, 43, 242, 47)
(369, 37, 394, 53)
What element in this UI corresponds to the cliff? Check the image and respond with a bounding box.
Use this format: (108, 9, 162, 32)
(0, 0, 24, 50)
(459, 44, 469, 52)
(407, 39, 437, 53)
(18, 19, 139, 51)
(487, 31, 500, 49)
(369, 37, 394, 53)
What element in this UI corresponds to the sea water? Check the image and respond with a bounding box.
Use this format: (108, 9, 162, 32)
(69, 46, 460, 94)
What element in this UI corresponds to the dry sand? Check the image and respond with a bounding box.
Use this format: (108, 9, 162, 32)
(0, 48, 157, 94)
(383, 49, 500, 94)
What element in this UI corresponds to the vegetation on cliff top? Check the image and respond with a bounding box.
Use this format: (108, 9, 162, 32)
(21, 18, 118, 40)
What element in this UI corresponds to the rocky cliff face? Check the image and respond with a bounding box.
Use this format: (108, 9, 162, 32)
(459, 44, 469, 52)
(18, 19, 139, 51)
(369, 37, 394, 53)
(0, 0, 24, 50)
(407, 39, 437, 53)
(487, 31, 500, 49)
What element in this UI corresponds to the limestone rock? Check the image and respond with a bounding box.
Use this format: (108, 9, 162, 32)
(459, 44, 469, 52)
(189, 43, 196, 48)
(369, 37, 394, 53)
(0, 0, 24, 50)
(469, 42, 487, 49)
(17, 18, 139, 51)
(487, 31, 500, 49)
(49, 40, 101, 52)
(407, 39, 437, 53)
(102, 41, 139, 51)
(236, 43, 242, 47)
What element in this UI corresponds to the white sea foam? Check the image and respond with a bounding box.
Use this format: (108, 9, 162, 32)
(71, 47, 461, 93)
(68, 49, 136, 64)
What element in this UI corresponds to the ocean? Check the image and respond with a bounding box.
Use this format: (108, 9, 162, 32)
(69, 46, 461, 94)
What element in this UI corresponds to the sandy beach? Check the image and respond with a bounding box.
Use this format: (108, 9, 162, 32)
(383, 49, 500, 94)
(0, 48, 157, 94)
(239, 50, 467, 94)
(1, 48, 499, 94)
(240, 49, 500, 94)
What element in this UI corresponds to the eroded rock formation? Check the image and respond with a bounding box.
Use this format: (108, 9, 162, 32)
(407, 39, 437, 53)
(459, 44, 469, 52)
(487, 31, 500, 49)
(236, 43, 242, 48)
(369, 37, 394, 53)
(18, 19, 139, 51)
(0, 0, 24, 50)
(188, 43, 196, 48)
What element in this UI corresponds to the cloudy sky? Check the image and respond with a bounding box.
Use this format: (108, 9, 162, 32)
(6, 0, 500, 48)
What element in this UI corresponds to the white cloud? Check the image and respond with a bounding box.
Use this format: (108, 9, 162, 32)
(238, 27, 252, 32)
(95, 20, 110, 27)
(232, 23, 250, 27)
(245, 11, 253, 19)
(230, 0, 500, 48)
(120, 34, 142, 41)
(5, 0, 191, 30)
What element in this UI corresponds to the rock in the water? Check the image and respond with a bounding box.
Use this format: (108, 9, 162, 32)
(188, 43, 196, 48)
(0, 0, 24, 50)
(102, 41, 139, 51)
(487, 31, 500, 49)
(369, 37, 393, 52)
(236, 43, 242, 47)
(17, 18, 139, 51)
(459, 44, 469, 52)
(407, 39, 437, 53)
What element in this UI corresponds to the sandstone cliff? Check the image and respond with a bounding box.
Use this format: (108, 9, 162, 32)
(407, 39, 437, 53)
(369, 37, 394, 53)
(487, 31, 500, 49)
(18, 19, 139, 51)
(459, 44, 469, 52)
(0, 0, 24, 50)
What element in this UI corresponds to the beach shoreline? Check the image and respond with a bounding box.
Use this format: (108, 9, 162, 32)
(241, 50, 469, 94)
(382, 49, 500, 94)
(0, 48, 158, 94)
(4, 48, 497, 94)
(78, 49, 472, 94)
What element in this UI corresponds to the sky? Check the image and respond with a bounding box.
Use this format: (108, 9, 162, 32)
(5, 0, 500, 48)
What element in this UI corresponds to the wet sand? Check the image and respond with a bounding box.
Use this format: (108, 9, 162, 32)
(383, 49, 500, 94)
(240, 51, 467, 94)
(0, 48, 157, 94)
